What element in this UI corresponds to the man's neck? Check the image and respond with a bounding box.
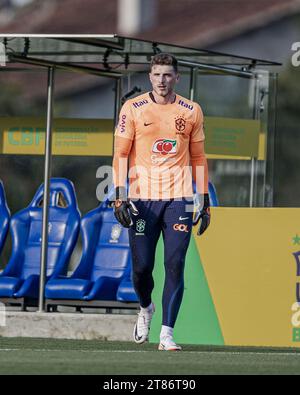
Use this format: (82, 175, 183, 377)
(151, 90, 176, 105)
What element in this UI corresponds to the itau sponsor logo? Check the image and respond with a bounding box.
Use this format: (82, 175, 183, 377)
(178, 99, 193, 111)
(152, 139, 177, 156)
(133, 99, 148, 109)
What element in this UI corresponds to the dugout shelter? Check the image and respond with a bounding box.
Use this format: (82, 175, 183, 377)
(0, 35, 279, 315)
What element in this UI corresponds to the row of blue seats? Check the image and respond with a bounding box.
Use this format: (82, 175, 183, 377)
(0, 178, 138, 304)
(0, 178, 219, 305)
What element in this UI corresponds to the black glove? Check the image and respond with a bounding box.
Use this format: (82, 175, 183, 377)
(109, 186, 139, 228)
(193, 193, 211, 236)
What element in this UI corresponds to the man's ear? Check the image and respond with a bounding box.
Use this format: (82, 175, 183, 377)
(176, 73, 180, 83)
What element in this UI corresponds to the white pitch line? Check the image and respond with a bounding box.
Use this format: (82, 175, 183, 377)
(0, 349, 152, 353)
(0, 348, 299, 357)
(0, 34, 116, 38)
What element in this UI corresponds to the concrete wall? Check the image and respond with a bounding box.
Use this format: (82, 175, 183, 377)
(0, 312, 136, 341)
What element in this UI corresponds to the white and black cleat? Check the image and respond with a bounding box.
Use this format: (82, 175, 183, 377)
(133, 303, 155, 344)
(158, 337, 182, 351)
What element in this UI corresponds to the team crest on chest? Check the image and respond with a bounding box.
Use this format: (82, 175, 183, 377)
(175, 116, 186, 132)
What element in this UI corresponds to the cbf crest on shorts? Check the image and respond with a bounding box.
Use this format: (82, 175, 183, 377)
(136, 219, 146, 235)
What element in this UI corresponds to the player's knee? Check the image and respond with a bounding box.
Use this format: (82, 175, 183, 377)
(133, 264, 152, 279)
(165, 262, 185, 282)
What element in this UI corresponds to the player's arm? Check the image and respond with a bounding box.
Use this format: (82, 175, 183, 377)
(112, 136, 132, 198)
(190, 104, 210, 236)
(111, 101, 138, 227)
(190, 140, 209, 195)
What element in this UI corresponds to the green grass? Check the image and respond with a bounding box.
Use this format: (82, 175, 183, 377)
(0, 337, 300, 375)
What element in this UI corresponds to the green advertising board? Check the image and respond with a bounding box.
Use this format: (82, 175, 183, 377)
(0, 116, 260, 158)
(204, 117, 260, 158)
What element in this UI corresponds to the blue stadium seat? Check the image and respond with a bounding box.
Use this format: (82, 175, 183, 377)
(45, 199, 133, 301)
(116, 263, 138, 302)
(0, 181, 10, 257)
(208, 182, 219, 207)
(0, 178, 80, 299)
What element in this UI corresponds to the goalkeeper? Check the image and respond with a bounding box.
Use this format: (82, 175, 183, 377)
(111, 53, 210, 351)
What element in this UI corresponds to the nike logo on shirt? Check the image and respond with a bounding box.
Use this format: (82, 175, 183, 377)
(179, 216, 189, 221)
(144, 122, 154, 127)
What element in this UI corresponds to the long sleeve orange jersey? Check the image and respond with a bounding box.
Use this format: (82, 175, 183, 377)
(113, 92, 208, 200)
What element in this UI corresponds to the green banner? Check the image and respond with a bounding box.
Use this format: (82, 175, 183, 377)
(205, 117, 260, 158)
(0, 116, 260, 158)
(150, 236, 224, 345)
(0, 117, 114, 156)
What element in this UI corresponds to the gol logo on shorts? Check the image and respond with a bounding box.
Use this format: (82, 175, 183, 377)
(173, 224, 189, 233)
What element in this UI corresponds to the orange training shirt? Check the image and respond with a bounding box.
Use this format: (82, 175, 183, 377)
(113, 92, 205, 200)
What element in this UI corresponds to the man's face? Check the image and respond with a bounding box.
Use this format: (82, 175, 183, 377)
(149, 65, 179, 97)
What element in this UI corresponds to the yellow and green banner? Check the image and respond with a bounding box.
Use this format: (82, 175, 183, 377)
(0, 117, 114, 156)
(0, 116, 262, 159)
(150, 208, 300, 348)
(204, 117, 260, 158)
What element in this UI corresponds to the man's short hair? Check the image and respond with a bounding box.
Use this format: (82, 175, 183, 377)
(150, 53, 178, 73)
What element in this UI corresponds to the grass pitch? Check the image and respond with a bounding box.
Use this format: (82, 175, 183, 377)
(0, 337, 299, 375)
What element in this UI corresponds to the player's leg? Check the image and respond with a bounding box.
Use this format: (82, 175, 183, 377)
(159, 198, 193, 350)
(128, 200, 163, 343)
(129, 200, 162, 307)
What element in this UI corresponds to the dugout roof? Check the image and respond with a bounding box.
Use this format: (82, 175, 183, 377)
(1, 34, 281, 78)
(0, 34, 280, 311)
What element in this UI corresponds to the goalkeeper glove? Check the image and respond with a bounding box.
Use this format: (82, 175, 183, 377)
(109, 186, 139, 228)
(193, 193, 211, 236)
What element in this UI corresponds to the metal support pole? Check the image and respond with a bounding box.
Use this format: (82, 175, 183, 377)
(249, 158, 256, 208)
(189, 67, 198, 101)
(249, 74, 260, 208)
(114, 77, 122, 128)
(127, 73, 131, 93)
(9, 55, 122, 79)
(178, 59, 253, 79)
(263, 72, 277, 207)
(38, 66, 55, 313)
